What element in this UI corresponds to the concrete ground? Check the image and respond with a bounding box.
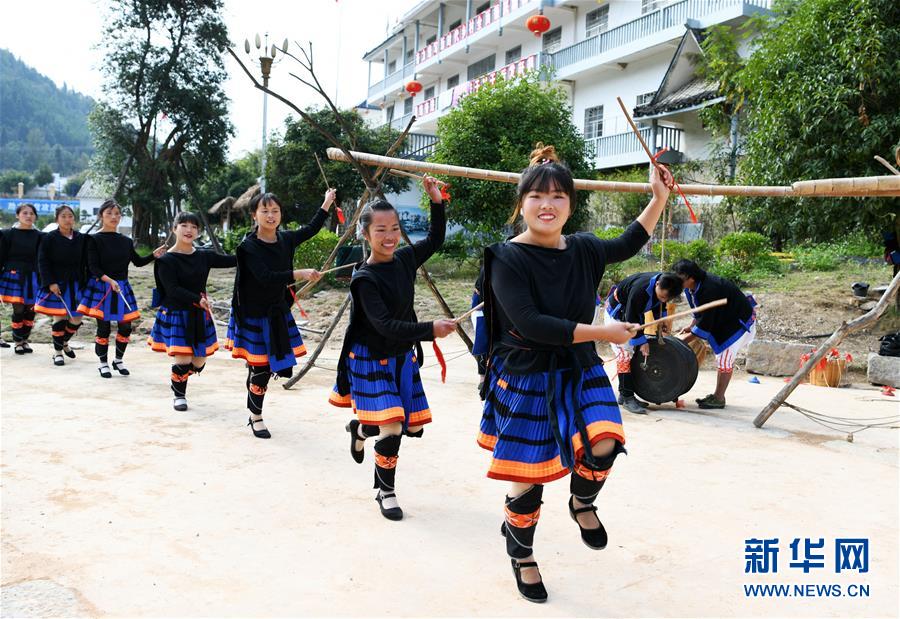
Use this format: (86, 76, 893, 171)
(1, 334, 898, 617)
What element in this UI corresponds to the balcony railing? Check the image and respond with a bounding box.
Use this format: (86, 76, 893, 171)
(368, 61, 415, 98)
(550, 0, 770, 72)
(415, 0, 535, 66)
(400, 133, 439, 160)
(415, 96, 438, 119)
(588, 126, 683, 161)
(449, 54, 544, 108)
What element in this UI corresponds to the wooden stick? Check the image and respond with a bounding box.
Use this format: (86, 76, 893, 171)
(315, 152, 331, 188)
(287, 262, 356, 288)
(616, 96, 664, 174)
(875, 155, 900, 176)
(326, 149, 900, 198)
(453, 302, 484, 324)
(754, 269, 900, 428)
(628, 298, 728, 333)
(388, 168, 449, 187)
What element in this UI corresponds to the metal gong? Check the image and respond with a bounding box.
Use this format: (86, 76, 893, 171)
(630, 336, 699, 404)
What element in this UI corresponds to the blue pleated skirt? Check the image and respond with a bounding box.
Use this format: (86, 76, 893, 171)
(35, 280, 84, 317)
(148, 306, 219, 357)
(76, 277, 141, 322)
(0, 269, 39, 305)
(329, 342, 432, 428)
(478, 358, 625, 484)
(224, 312, 306, 372)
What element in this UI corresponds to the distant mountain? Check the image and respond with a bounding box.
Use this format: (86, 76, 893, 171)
(0, 48, 95, 174)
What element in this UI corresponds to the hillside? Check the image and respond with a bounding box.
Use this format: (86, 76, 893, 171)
(0, 48, 95, 174)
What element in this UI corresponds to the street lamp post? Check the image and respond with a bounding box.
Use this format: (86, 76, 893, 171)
(244, 34, 287, 193)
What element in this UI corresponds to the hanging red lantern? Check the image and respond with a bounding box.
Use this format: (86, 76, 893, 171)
(526, 14, 551, 37)
(405, 80, 423, 96)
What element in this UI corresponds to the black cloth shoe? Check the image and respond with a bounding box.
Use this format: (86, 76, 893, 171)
(52, 352, 65, 366)
(0, 339, 9, 348)
(621, 395, 648, 414)
(22, 342, 33, 353)
(375, 490, 403, 521)
(14, 343, 27, 355)
(112, 359, 130, 376)
(98, 364, 112, 378)
(511, 559, 548, 603)
(617, 394, 649, 408)
(568, 496, 608, 550)
(173, 397, 188, 412)
(248, 417, 271, 439)
(346, 419, 365, 464)
(63, 344, 76, 359)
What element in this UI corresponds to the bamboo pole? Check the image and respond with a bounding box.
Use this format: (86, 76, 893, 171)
(453, 302, 484, 324)
(754, 269, 900, 428)
(629, 299, 727, 333)
(326, 148, 900, 198)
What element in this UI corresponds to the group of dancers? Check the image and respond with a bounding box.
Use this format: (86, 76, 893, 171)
(0, 144, 759, 603)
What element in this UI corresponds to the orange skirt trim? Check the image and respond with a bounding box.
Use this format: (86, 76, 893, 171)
(147, 338, 219, 357)
(76, 305, 140, 322)
(328, 392, 353, 408)
(34, 304, 68, 316)
(0, 295, 25, 304)
(227, 343, 307, 366)
(407, 408, 433, 426)
(355, 406, 406, 426)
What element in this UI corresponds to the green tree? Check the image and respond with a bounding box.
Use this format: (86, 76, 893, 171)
(0, 170, 34, 195)
(90, 0, 233, 245)
(734, 0, 900, 244)
(429, 73, 593, 238)
(64, 171, 88, 197)
(34, 163, 54, 186)
(190, 151, 261, 218)
(265, 108, 408, 226)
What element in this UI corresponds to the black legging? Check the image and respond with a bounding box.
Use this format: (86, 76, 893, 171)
(11, 303, 35, 343)
(95, 320, 133, 362)
(247, 364, 272, 414)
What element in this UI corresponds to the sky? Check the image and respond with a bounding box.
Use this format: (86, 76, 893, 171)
(2, 0, 418, 158)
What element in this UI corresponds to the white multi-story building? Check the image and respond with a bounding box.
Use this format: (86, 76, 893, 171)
(363, 0, 771, 171)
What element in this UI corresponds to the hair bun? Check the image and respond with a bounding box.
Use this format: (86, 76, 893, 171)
(529, 142, 559, 166)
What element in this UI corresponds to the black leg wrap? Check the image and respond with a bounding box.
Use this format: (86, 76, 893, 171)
(373, 434, 402, 491)
(171, 363, 192, 397)
(115, 322, 132, 358)
(570, 473, 606, 504)
(618, 371, 634, 397)
(63, 320, 81, 342)
(405, 428, 424, 438)
(503, 484, 544, 559)
(360, 424, 380, 438)
(95, 320, 111, 360)
(51, 319, 67, 350)
(247, 365, 271, 414)
(190, 362, 205, 375)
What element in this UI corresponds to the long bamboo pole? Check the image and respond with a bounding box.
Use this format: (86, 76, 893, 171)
(326, 148, 900, 198)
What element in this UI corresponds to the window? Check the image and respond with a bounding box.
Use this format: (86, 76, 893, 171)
(387, 60, 396, 74)
(542, 27, 562, 54)
(467, 54, 496, 80)
(584, 106, 604, 139)
(636, 91, 656, 107)
(448, 19, 462, 31)
(426, 34, 436, 45)
(505, 45, 522, 65)
(404, 97, 413, 115)
(405, 49, 414, 64)
(386, 105, 395, 123)
(447, 74, 460, 89)
(475, 1, 490, 14)
(641, 0, 673, 14)
(424, 86, 435, 100)
(586, 5, 609, 38)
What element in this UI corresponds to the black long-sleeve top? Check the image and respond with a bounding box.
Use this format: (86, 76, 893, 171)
(608, 271, 666, 347)
(347, 201, 446, 356)
(484, 221, 650, 374)
(38, 229, 87, 286)
(87, 232, 155, 280)
(154, 250, 237, 310)
(233, 208, 328, 318)
(686, 272, 756, 354)
(0, 228, 41, 274)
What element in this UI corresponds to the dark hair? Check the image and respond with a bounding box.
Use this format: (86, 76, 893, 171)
(357, 198, 398, 239)
(173, 211, 202, 229)
(54, 204, 75, 220)
(657, 272, 684, 298)
(248, 192, 284, 214)
(508, 143, 576, 224)
(15, 203, 37, 217)
(672, 259, 706, 282)
(97, 199, 121, 221)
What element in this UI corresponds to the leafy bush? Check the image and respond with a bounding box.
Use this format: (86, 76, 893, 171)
(712, 258, 747, 286)
(716, 232, 771, 271)
(593, 226, 626, 240)
(793, 244, 841, 271)
(833, 232, 882, 258)
(651, 239, 716, 270)
(292, 228, 340, 271)
(222, 224, 251, 253)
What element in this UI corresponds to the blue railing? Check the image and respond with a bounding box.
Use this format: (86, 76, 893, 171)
(550, 0, 770, 71)
(368, 61, 416, 98)
(588, 126, 683, 161)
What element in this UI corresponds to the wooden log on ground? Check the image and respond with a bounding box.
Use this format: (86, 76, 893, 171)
(326, 148, 900, 198)
(753, 269, 900, 428)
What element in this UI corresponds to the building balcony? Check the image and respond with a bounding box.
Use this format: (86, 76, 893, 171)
(368, 61, 416, 100)
(548, 0, 771, 79)
(400, 133, 440, 160)
(588, 125, 683, 170)
(414, 0, 538, 72)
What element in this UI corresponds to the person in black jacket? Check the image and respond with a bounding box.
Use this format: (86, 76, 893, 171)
(148, 212, 237, 411)
(76, 200, 166, 378)
(603, 271, 683, 413)
(478, 144, 672, 603)
(225, 189, 335, 439)
(0, 203, 42, 354)
(329, 176, 455, 521)
(35, 204, 88, 365)
(673, 259, 757, 409)
(0, 229, 6, 348)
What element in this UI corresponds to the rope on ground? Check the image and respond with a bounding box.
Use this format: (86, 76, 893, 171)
(780, 401, 900, 440)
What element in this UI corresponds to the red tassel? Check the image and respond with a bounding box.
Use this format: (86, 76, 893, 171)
(652, 148, 697, 224)
(336, 207, 346, 224)
(440, 184, 451, 201)
(287, 286, 309, 319)
(432, 340, 447, 383)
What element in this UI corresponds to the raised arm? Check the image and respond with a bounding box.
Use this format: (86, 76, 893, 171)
(207, 251, 238, 269)
(411, 201, 447, 266)
(285, 189, 336, 249)
(355, 279, 435, 342)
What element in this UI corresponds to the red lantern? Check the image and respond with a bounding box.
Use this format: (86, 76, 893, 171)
(405, 80, 423, 96)
(526, 14, 551, 37)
